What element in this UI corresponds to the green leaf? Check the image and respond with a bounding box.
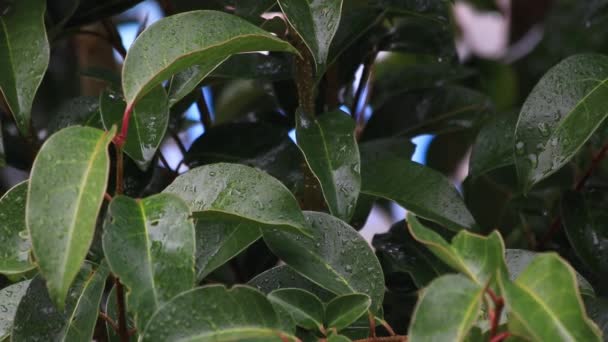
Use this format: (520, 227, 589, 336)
(248, 265, 334, 301)
(469, 112, 518, 178)
(100, 86, 169, 169)
(48, 96, 102, 134)
(234, 0, 276, 22)
(263, 211, 384, 312)
(105, 286, 136, 342)
(562, 191, 608, 275)
(361, 158, 476, 231)
(0, 0, 50, 135)
(505, 249, 596, 298)
(196, 220, 262, 281)
(586, 297, 608, 337)
(141, 285, 295, 342)
(122, 10, 298, 106)
(268, 288, 325, 331)
(359, 137, 415, 163)
(408, 274, 484, 342)
(278, 0, 343, 73)
(296, 110, 360, 221)
(27, 126, 114, 307)
(211, 54, 293, 81)
(498, 253, 602, 341)
(325, 294, 371, 331)
(407, 214, 506, 286)
(0, 280, 31, 340)
(12, 262, 109, 341)
(102, 194, 195, 329)
(328, 334, 352, 342)
(0, 181, 34, 275)
(164, 163, 310, 236)
(514, 54, 608, 192)
(166, 60, 227, 107)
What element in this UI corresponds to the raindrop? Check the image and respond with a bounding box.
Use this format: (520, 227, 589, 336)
(537, 122, 550, 137)
(527, 154, 538, 168)
(515, 141, 525, 155)
(209, 171, 216, 177)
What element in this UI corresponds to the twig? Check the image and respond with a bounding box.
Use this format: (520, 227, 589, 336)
(196, 94, 213, 130)
(101, 19, 127, 59)
(368, 312, 377, 338)
(486, 289, 505, 339)
(104, 192, 113, 202)
(158, 152, 173, 172)
(99, 311, 119, 332)
(114, 277, 129, 342)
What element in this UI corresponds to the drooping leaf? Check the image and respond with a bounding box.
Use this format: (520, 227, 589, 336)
(100, 86, 169, 169)
(408, 274, 484, 342)
(325, 294, 371, 331)
(361, 158, 476, 231)
(12, 262, 109, 341)
(0, 280, 31, 340)
(102, 194, 195, 329)
(141, 285, 295, 341)
(164, 163, 310, 236)
(498, 253, 602, 341)
(263, 211, 384, 312)
(122, 10, 298, 106)
(296, 110, 360, 221)
(268, 288, 325, 331)
(562, 191, 608, 275)
(278, 0, 343, 74)
(514, 54, 608, 192)
(248, 265, 334, 302)
(407, 214, 506, 286)
(0, 181, 34, 275)
(27, 126, 114, 307)
(195, 220, 262, 281)
(47, 96, 102, 134)
(469, 111, 518, 178)
(0, 0, 50, 135)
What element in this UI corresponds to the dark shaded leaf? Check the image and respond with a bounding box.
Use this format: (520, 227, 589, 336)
(0, 181, 34, 275)
(268, 288, 325, 331)
(248, 265, 334, 302)
(0, 279, 31, 340)
(469, 111, 518, 178)
(325, 294, 371, 331)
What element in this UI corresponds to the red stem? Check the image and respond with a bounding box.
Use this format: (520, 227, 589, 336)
(486, 288, 505, 339)
(113, 103, 134, 148)
(490, 332, 511, 342)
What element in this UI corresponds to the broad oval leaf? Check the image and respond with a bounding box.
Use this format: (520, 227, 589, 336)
(407, 214, 507, 286)
(100, 86, 169, 169)
(196, 220, 262, 281)
(12, 262, 109, 341)
(498, 253, 602, 341)
(325, 294, 371, 332)
(27, 126, 114, 307)
(141, 285, 294, 342)
(263, 211, 384, 312)
(248, 265, 334, 301)
(278, 0, 343, 74)
(122, 10, 298, 106)
(164, 163, 310, 236)
(0, 0, 50, 135)
(361, 158, 476, 231)
(469, 111, 518, 178)
(0, 279, 31, 340)
(296, 110, 360, 221)
(409, 274, 484, 342)
(48, 96, 102, 134)
(102, 194, 195, 329)
(514, 54, 608, 192)
(268, 288, 325, 331)
(0, 181, 34, 275)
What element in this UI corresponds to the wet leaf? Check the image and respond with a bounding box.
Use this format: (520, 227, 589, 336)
(47, 96, 102, 134)
(361, 158, 476, 231)
(469, 112, 518, 178)
(0, 280, 31, 340)
(12, 262, 109, 341)
(211, 53, 292, 81)
(100, 86, 169, 169)
(248, 265, 334, 302)
(268, 288, 325, 331)
(164, 163, 310, 236)
(122, 10, 298, 106)
(0, 0, 49, 135)
(102, 194, 195, 329)
(141, 285, 295, 341)
(27, 126, 114, 308)
(0, 181, 34, 275)
(325, 294, 371, 331)
(263, 211, 384, 313)
(296, 110, 360, 221)
(408, 274, 484, 342)
(498, 254, 602, 341)
(514, 54, 608, 192)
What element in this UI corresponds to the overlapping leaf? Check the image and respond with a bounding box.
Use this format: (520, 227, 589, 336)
(268, 288, 325, 331)
(0, 280, 31, 340)
(325, 294, 371, 331)
(0, 181, 34, 275)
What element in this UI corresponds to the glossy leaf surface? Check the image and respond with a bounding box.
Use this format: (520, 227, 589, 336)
(296, 110, 360, 221)
(0, 280, 31, 340)
(103, 194, 195, 329)
(268, 288, 325, 331)
(362, 158, 475, 230)
(122, 10, 298, 106)
(248, 265, 334, 302)
(0, 181, 34, 275)
(263, 211, 384, 312)
(409, 274, 484, 342)
(164, 163, 310, 236)
(514, 54, 608, 191)
(141, 285, 293, 341)
(498, 254, 602, 341)
(470, 112, 518, 178)
(325, 294, 371, 331)
(27, 126, 114, 307)
(0, 0, 49, 135)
